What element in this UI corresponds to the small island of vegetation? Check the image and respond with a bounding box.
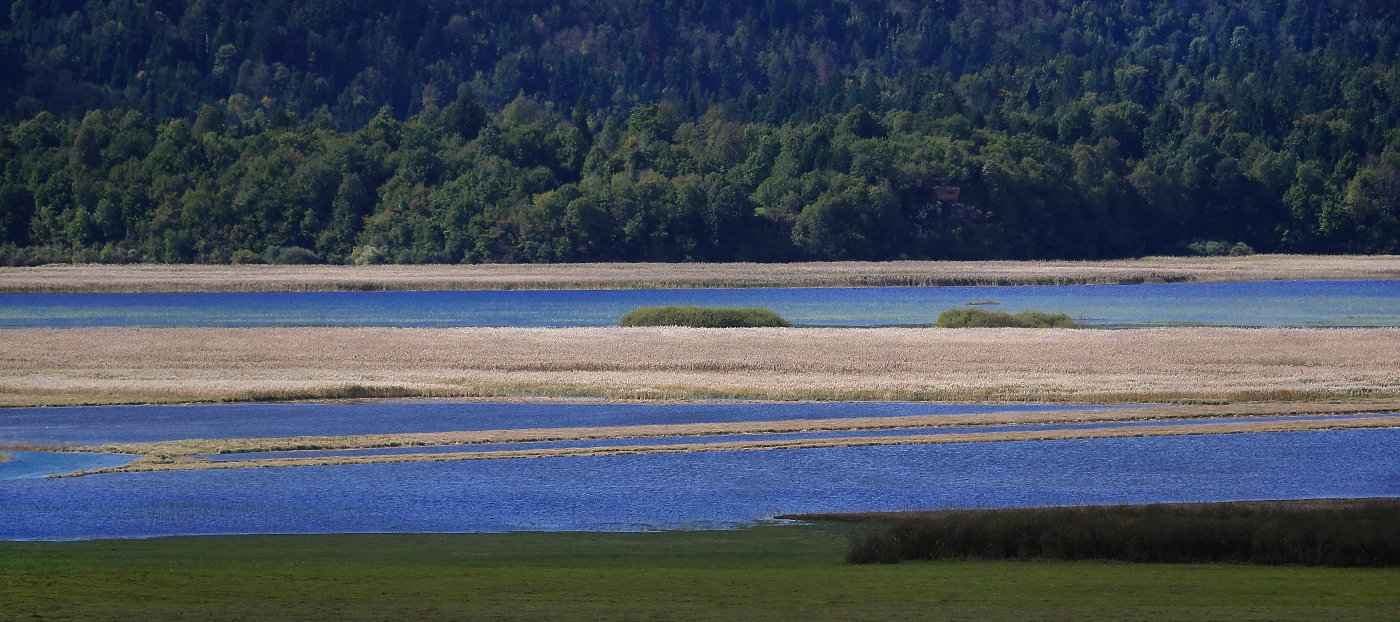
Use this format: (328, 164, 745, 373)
(619, 306, 792, 328)
(935, 307, 1078, 328)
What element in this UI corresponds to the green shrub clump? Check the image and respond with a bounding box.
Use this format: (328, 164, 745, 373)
(619, 306, 792, 328)
(935, 307, 1078, 328)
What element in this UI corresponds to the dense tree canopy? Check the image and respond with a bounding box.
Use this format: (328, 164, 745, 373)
(1, 0, 1397, 264)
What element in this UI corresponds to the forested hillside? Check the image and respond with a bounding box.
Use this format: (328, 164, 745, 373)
(1, 0, 1397, 264)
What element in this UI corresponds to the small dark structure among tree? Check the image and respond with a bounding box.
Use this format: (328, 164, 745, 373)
(933, 186, 961, 202)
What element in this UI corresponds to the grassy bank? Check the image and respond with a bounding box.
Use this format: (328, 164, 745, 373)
(3, 527, 1399, 621)
(798, 499, 1400, 566)
(3, 326, 1399, 407)
(1, 255, 1397, 293)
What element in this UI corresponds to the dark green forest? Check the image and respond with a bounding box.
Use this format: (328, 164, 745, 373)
(1, 0, 1397, 264)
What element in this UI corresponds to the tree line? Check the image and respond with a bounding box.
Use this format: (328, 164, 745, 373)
(1, 0, 1396, 264)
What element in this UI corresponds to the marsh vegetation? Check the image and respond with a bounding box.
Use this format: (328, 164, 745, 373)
(935, 307, 1078, 328)
(619, 306, 791, 328)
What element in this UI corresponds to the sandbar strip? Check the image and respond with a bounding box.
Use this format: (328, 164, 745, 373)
(3, 255, 1397, 293)
(69, 402, 1400, 458)
(58, 415, 1400, 477)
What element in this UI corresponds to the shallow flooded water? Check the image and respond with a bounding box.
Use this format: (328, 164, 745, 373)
(0, 451, 138, 480)
(2, 429, 1396, 540)
(3, 280, 1398, 328)
(0, 400, 1118, 446)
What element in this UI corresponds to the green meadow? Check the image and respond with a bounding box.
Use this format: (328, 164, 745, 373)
(3, 527, 1398, 621)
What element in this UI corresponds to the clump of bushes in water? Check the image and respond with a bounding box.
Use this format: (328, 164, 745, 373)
(1186, 239, 1256, 256)
(619, 306, 791, 328)
(825, 500, 1400, 566)
(935, 307, 1078, 328)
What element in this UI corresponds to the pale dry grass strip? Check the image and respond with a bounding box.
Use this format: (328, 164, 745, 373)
(2, 326, 1398, 407)
(70, 401, 1400, 457)
(60, 416, 1400, 477)
(2, 255, 1397, 293)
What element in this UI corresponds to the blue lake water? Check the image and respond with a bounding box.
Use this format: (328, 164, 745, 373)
(2, 429, 1396, 540)
(0, 451, 137, 479)
(2, 280, 1399, 328)
(195, 413, 1393, 462)
(0, 401, 1118, 446)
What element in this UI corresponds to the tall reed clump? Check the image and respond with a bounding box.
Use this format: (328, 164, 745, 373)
(833, 500, 1400, 566)
(935, 307, 1078, 328)
(619, 306, 792, 328)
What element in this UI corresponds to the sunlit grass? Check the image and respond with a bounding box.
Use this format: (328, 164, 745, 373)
(6, 528, 1399, 621)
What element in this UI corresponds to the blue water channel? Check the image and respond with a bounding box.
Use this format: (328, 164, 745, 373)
(0, 400, 1119, 446)
(3, 429, 1397, 540)
(3, 280, 1399, 328)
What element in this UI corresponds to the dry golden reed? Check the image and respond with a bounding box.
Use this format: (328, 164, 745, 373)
(2, 255, 1398, 293)
(3, 326, 1399, 406)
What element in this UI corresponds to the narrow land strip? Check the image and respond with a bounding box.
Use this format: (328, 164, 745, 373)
(60, 416, 1400, 477)
(2, 255, 1397, 293)
(61, 401, 1400, 457)
(3, 326, 1398, 406)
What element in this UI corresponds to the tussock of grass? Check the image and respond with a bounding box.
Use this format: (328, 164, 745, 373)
(936, 307, 1078, 328)
(817, 499, 1400, 567)
(619, 306, 791, 328)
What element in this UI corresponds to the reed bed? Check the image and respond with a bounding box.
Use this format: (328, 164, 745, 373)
(2, 255, 1397, 293)
(58, 415, 1400, 476)
(2, 327, 1399, 407)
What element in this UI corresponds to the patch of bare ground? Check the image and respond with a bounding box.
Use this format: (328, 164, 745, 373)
(2, 326, 1398, 407)
(1, 255, 1397, 293)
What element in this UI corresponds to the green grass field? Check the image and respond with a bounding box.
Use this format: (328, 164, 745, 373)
(3, 527, 1398, 621)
